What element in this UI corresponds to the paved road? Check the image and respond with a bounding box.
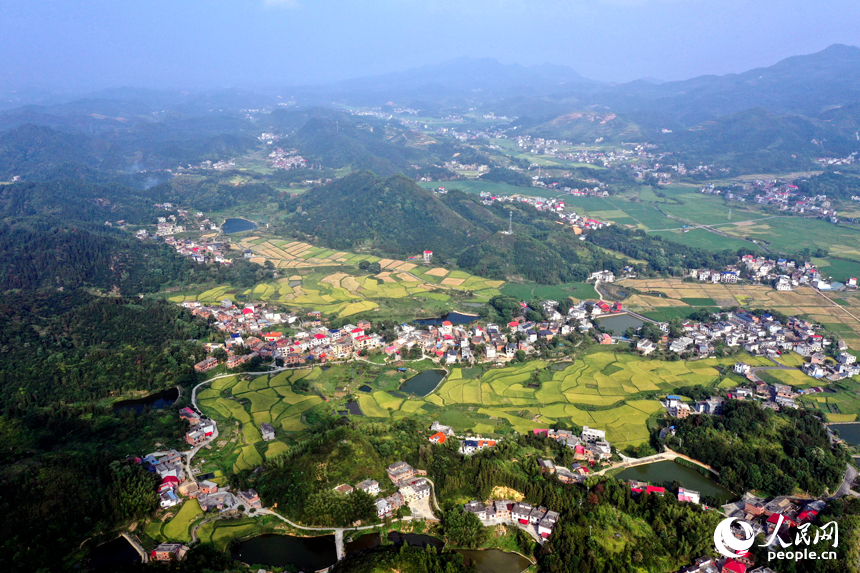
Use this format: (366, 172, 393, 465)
(121, 532, 149, 563)
(593, 447, 718, 476)
(832, 463, 859, 499)
(258, 508, 416, 561)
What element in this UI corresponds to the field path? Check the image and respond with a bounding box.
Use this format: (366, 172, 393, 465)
(593, 447, 718, 477)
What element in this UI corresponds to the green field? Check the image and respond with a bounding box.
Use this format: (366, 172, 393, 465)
(285, 349, 773, 449)
(161, 499, 202, 543)
(166, 253, 503, 321)
(501, 282, 599, 302)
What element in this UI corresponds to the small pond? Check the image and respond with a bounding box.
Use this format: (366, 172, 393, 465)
(359, 385, 373, 393)
(831, 423, 860, 445)
(594, 313, 645, 336)
(615, 460, 734, 504)
(113, 388, 179, 414)
(347, 534, 529, 572)
(231, 534, 337, 570)
(457, 549, 533, 573)
(400, 370, 446, 397)
(414, 311, 478, 326)
(348, 532, 444, 553)
(87, 537, 141, 570)
(222, 218, 258, 234)
(346, 400, 364, 416)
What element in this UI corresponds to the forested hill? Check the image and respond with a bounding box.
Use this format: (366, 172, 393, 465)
(0, 221, 267, 293)
(0, 290, 210, 406)
(282, 171, 612, 283)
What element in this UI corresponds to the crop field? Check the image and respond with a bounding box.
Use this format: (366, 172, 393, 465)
(619, 278, 860, 350)
(197, 371, 327, 474)
(196, 519, 269, 551)
(166, 242, 503, 319)
(501, 281, 599, 302)
(266, 349, 775, 449)
(160, 499, 202, 543)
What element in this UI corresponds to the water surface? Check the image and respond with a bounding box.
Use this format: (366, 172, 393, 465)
(400, 370, 446, 397)
(615, 460, 734, 504)
(87, 537, 141, 570)
(456, 549, 532, 573)
(222, 218, 258, 234)
(831, 423, 860, 445)
(595, 313, 645, 336)
(113, 388, 179, 414)
(231, 534, 336, 570)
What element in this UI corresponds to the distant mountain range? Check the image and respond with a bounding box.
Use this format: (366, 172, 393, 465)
(1, 44, 858, 177)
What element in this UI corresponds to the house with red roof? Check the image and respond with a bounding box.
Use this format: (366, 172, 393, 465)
(721, 559, 747, 573)
(429, 432, 448, 444)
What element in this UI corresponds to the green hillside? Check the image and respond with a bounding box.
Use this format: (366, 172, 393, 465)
(282, 171, 605, 283)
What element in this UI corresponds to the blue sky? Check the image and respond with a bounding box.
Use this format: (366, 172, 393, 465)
(1, 0, 858, 90)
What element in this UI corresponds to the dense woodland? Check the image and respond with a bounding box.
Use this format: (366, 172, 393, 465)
(0, 291, 211, 406)
(0, 221, 267, 292)
(796, 170, 860, 201)
(664, 401, 847, 496)
(247, 418, 726, 573)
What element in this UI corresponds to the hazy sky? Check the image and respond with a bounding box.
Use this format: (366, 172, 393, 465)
(1, 0, 858, 91)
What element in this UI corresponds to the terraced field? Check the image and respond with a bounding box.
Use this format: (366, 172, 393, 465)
(196, 371, 326, 473)
(206, 349, 776, 451)
(421, 351, 770, 447)
(167, 241, 503, 318)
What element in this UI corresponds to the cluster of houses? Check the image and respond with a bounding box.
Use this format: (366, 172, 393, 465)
(377, 461, 431, 518)
(268, 147, 307, 170)
(638, 309, 858, 378)
(387, 297, 629, 364)
(700, 178, 844, 224)
(690, 493, 833, 573)
(330, 460, 434, 520)
(735, 254, 854, 291)
(534, 426, 612, 464)
(136, 406, 260, 521)
(185, 300, 385, 371)
(163, 237, 230, 264)
(180, 407, 218, 446)
(138, 449, 187, 509)
(464, 499, 560, 540)
(625, 479, 702, 504)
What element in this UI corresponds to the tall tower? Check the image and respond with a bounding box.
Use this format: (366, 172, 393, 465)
(502, 212, 513, 235)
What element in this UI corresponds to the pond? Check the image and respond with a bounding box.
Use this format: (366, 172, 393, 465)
(113, 388, 179, 414)
(346, 400, 364, 416)
(87, 537, 141, 570)
(348, 532, 444, 554)
(359, 385, 373, 393)
(615, 460, 734, 504)
(231, 534, 337, 570)
(594, 313, 645, 336)
(831, 423, 860, 445)
(347, 534, 529, 572)
(222, 218, 258, 234)
(414, 311, 478, 326)
(400, 370, 446, 397)
(457, 549, 532, 573)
